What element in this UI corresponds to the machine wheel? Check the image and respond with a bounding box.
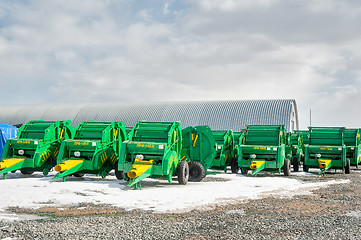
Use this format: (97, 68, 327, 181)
(115, 163, 124, 180)
(241, 168, 248, 175)
(42, 168, 50, 176)
(303, 164, 309, 172)
(20, 170, 34, 175)
(73, 173, 85, 177)
(231, 158, 239, 174)
(345, 158, 351, 174)
(177, 161, 189, 185)
(283, 159, 291, 176)
(292, 157, 300, 172)
(11, 170, 16, 173)
(188, 161, 205, 182)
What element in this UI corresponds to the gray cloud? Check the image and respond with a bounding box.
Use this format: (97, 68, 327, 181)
(0, 0, 361, 129)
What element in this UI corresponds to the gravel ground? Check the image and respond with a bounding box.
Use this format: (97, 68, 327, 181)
(1, 170, 361, 240)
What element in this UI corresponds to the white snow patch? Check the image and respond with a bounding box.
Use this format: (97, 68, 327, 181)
(346, 210, 361, 218)
(0, 171, 349, 219)
(0, 212, 48, 222)
(225, 209, 245, 215)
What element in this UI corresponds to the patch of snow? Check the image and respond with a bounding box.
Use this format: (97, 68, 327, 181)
(225, 209, 245, 215)
(0, 212, 48, 222)
(291, 171, 319, 176)
(346, 210, 361, 218)
(0, 171, 350, 217)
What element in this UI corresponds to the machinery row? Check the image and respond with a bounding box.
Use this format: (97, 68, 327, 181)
(0, 120, 360, 189)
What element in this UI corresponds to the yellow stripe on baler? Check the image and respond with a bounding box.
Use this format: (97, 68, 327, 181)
(0, 158, 25, 170)
(54, 160, 83, 172)
(127, 159, 154, 179)
(250, 161, 265, 170)
(193, 135, 198, 146)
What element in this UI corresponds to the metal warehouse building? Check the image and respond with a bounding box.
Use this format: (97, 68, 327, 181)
(0, 99, 299, 132)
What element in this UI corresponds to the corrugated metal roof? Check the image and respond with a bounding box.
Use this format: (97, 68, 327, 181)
(0, 99, 299, 132)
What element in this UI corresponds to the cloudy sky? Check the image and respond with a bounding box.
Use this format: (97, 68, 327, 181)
(0, 0, 360, 129)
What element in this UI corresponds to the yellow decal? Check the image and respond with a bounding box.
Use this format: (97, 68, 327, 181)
(320, 148, 333, 151)
(250, 161, 265, 170)
(318, 159, 331, 169)
(253, 147, 267, 150)
(99, 152, 108, 163)
(114, 129, 118, 141)
(74, 142, 89, 146)
(136, 143, 155, 148)
(17, 140, 30, 144)
(0, 158, 25, 170)
(41, 149, 51, 162)
(110, 154, 117, 164)
(193, 135, 199, 147)
(59, 128, 64, 139)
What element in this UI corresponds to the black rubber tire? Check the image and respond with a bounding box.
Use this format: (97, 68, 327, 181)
(115, 163, 124, 180)
(73, 173, 85, 177)
(188, 161, 205, 182)
(292, 157, 299, 172)
(177, 161, 189, 185)
(241, 168, 248, 175)
(20, 170, 34, 175)
(303, 164, 309, 172)
(231, 158, 239, 174)
(345, 158, 351, 174)
(283, 159, 291, 176)
(11, 170, 16, 173)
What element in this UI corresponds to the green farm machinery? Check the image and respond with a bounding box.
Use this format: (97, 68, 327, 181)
(210, 130, 234, 172)
(181, 126, 216, 182)
(125, 127, 133, 136)
(236, 125, 291, 176)
(287, 132, 304, 172)
(343, 128, 361, 167)
(53, 121, 127, 181)
(0, 120, 73, 179)
(117, 121, 188, 189)
(295, 130, 309, 145)
(303, 127, 349, 174)
(231, 131, 245, 173)
(233, 131, 244, 147)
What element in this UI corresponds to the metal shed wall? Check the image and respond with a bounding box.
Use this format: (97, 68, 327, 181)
(0, 99, 299, 132)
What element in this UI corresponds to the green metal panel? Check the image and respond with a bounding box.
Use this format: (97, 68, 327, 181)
(344, 129, 361, 167)
(295, 130, 309, 145)
(237, 125, 289, 175)
(0, 120, 73, 179)
(125, 127, 133, 135)
(118, 121, 182, 188)
(53, 121, 127, 181)
(233, 131, 245, 146)
(287, 132, 304, 161)
(211, 130, 234, 171)
(181, 125, 216, 170)
(304, 127, 348, 174)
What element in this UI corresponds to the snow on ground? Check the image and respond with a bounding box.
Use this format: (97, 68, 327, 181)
(0, 171, 349, 217)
